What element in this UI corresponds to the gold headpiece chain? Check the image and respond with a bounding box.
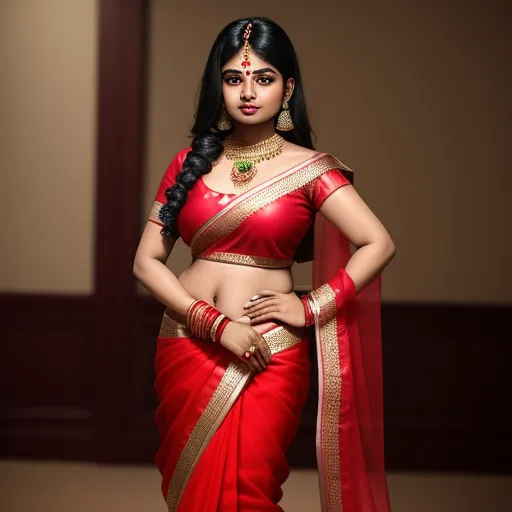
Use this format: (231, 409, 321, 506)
(241, 23, 253, 75)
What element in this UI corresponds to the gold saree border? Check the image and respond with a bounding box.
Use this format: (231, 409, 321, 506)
(162, 317, 305, 511)
(165, 361, 251, 511)
(190, 153, 351, 256)
(159, 310, 192, 338)
(159, 311, 304, 356)
(196, 252, 293, 269)
(311, 287, 343, 512)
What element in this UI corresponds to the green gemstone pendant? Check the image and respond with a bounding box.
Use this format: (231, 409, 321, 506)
(234, 161, 253, 173)
(230, 160, 257, 189)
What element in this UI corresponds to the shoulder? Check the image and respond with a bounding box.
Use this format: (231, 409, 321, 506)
(163, 147, 192, 178)
(301, 152, 355, 210)
(171, 146, 193, 168)
(312, 152, 354, 185)
(282, 141, 318, 162)
(282, 143, 351, 174)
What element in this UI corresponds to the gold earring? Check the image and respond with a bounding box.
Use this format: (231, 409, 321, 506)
(217, 105, 233, 131)
(276, 99, 294, 131)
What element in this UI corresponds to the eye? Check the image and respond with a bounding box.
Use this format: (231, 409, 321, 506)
(257, 76, 274, 85)
(224, 76, 242, 85)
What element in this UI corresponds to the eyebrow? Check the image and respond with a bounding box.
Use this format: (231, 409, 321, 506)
(222, 67, 277, 77)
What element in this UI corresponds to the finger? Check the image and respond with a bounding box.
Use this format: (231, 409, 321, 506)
(244, 290, 278, 306)
(245, 299, 279, 314)
(251, 355, 263, 373)
(250, 305, 279, 321)
(244, 296, 274, 309)
(252, 312, 282, 324)
(242, 360, 256, 374)
(239, 350, 255, 369)
(249, 342, 267, 369)
(255, 335, 272, 363)
(253, 349, 267, 370)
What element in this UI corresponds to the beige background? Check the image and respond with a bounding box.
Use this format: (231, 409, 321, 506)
(1, 0, 510, 303)
(143, 0, 511, 302)
(0, 0, 97, 293)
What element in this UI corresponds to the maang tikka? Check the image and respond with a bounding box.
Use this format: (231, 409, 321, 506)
(225, 22, 285, 191)
(241, 22, 253, 76)
(217, 23, 254, 131)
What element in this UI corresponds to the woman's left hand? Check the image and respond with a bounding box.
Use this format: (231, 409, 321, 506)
(243, 290, 306, 328)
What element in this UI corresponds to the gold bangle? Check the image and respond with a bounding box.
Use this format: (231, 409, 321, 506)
(191, 303, 206, 337)
(197, 304, 208, 338)
(189, 303, 199, 336)
(210, 314, 225, 342)
(186, 299, 200, 325)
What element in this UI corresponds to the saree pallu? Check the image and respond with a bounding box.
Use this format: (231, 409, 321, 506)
(155, 312, 310, 511)
(152, 152, 391, 511)
(313, 213, 391, 512)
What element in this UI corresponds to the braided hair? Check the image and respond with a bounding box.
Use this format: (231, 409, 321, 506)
(159, 17, 314, 238)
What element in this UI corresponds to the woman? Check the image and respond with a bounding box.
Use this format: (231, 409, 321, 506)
(134, 17, 395, 512)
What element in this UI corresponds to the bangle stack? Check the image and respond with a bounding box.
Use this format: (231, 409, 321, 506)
(301, 294, 315, 327)
(186, 300, 231, 342)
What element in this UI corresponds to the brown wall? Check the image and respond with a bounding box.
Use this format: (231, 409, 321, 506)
(1, 0, 509, 301)
(2, 0, 509, 471)
(144, 0, 511, 302)
(0, 0, 97, 294)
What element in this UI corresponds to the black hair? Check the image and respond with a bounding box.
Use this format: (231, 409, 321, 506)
(159, 17, 315, 239)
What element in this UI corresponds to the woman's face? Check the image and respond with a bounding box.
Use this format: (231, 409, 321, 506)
(221, 51, 294, 127)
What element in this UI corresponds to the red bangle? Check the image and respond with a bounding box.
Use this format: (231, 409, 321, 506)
(215, 317, 231, 343)
(186, 299, 232, 342)
(204, 309, 218, 338)
(301, 294, 315, 327)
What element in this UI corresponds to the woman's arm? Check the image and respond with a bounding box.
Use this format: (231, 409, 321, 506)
(318, 184, 396, 292)
(244, 183, 396, 327)
(134, 221, 272, 371)
(133, 221, 195, 324)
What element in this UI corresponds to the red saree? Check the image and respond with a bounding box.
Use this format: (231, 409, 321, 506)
(151, 150, 391, 511)
(155, 315, 310, 511)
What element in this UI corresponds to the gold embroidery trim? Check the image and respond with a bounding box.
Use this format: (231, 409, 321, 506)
(309, 284, 337, 325)
(149, 201, 164, 225)
(161, 319, 306, 509)
(190, 153, 324, 248)
(263, 325, 304, 354)
(197, 252, 293, 269)
(166, 362, 251, 511)
(311, 289, 343, 512)
(159, 314, 305, 356)
(191, 154, 351, 256)
(159, 309, 192, 338)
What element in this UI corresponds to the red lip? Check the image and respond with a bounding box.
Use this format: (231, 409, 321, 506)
(240, 104, 259, 109)
(240, 105, 259, 116)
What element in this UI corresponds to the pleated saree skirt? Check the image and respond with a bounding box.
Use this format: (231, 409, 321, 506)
(154, 310, 311, 512)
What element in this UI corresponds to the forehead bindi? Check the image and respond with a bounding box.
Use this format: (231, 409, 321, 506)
(222, 54, 279, 76)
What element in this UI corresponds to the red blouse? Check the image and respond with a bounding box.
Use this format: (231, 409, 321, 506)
(149, 148, 351, 268)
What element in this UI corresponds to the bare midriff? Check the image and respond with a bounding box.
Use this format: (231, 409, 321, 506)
(177, 258, 294, 332)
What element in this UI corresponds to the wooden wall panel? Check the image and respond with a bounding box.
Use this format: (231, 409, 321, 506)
(0, 295, 94, 459)
(1, 0, 510, 473)
(1, 294, 510, 470)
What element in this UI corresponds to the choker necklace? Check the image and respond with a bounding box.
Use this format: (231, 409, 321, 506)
(224, 133, 285, 190)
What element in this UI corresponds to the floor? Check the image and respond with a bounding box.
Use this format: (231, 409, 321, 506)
(0, 461, 510, 511)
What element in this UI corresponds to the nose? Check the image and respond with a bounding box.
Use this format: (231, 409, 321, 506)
(240, 76, 256, 101)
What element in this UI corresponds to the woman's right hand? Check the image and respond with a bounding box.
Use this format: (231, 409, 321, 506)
(219, 321, 272, 373)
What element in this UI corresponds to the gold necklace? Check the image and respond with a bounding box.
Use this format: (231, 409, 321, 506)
(224, 133, 284, 190)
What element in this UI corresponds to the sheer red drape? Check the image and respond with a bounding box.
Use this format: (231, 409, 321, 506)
(313, 212, 391, 512)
